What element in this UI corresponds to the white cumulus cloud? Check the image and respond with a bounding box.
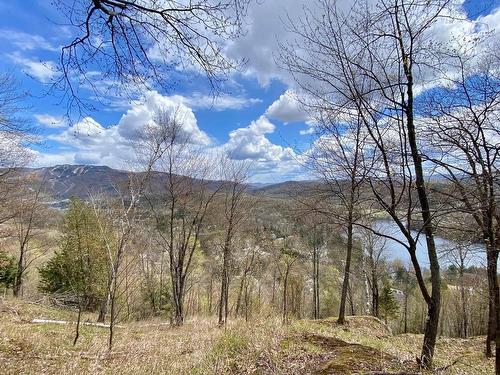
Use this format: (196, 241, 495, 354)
(34, 114, 66, 129)
(266, 90, 308, 123)
(41, 91, 212, 169)
(221, 115, 303, 181)
(8, 53, 56, 83)
(225, 116, 290, 161)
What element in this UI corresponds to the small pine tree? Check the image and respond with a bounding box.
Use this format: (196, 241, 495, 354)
(0, 250, 17, 290)
(39, 198, 109, 309)
(379, 279, 399, 324)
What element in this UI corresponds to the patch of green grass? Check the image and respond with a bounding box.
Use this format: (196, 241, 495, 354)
(213, 330, 250, 358)
(193, 330, 251, 374)
(279, 338, 291, 350)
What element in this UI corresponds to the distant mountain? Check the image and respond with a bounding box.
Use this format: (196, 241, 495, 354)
(245, 182, 273, 190)
(252, 180, 321, 197)
(12, 165, 316, 202)
(14, 165, 130, 201)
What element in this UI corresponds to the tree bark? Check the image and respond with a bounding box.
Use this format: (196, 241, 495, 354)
(73, 303, 82, 346)
(338, 220, 354, 324)
(171, 269, 185, 326)
(312, 245, 320, 319)
(13, 245, 25, 297)
(282, 265, 291, 324)
(485, 244, 499, 370)
(370, 254, 379, 317)
(459, 261, 468, 338)
(396, 16, 441, 365)
(97, 276, 112, 323)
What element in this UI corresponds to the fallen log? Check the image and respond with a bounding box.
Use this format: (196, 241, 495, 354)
(31, 318, 122, 328)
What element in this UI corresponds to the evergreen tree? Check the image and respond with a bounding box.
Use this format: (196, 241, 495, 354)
(39, 198, 110, 310)
(0, 250, 17, 290)
(379, 279, 399, 324)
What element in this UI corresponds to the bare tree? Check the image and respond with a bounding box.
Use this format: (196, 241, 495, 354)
(287, 109, 371, 325)
(394, 262, 417, 334)
(0, 73, 35, 227)
(361, 225, 388, 318)
(279, 0, 456, 367)
(0, 73, 33, 169)
(90, 192, 130, 349)
(421, 41, 500, 364)
(308, 115, 369, 324)
(234, 237, 258, 318)
(308, 227, 324, 320)
(278, 236, 300, 325)
(12, 178, 48, 297)
(89, 115, 168, 348)
(216, 157, 250, 327)
(296, 217, 326, 320)
(54, 0, 251, 115)
(144, 109, 220, 326)
(440, 233, 478, 339)
(136, 225, 167, 317)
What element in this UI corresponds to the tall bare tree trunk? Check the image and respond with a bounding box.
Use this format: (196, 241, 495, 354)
(218, 248, 230, 326)
(407, 121, 441, 368)
(207, 275, 213, 315)
(244, 281, 252, 322)
(74, 302, 82, 346)
(397, 18, 441, 364)
(282, 265, 292, 324)
(404, 293, 409, 334)
(338, 219, 354, 324)
(485, 243, 499, 371)
(371, 265, 379, 318)
(271, 268, 277, 307)
(218, 224, 233, 326)
(405, 96, 441, 369)
(312, 245, 320, 319)
(13, 245, 25, 297)
(171, 268, 185, 326)
(98, 275, 112, 323)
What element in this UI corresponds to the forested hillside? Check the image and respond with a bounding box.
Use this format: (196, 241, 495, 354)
(1, 0, 499, 373)
(0, 159, 496, 373)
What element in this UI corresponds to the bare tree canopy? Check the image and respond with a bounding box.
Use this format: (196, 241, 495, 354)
(0, 73, 34, 171)
(54, 0, 251, 114)
(278, 0, 467, 368)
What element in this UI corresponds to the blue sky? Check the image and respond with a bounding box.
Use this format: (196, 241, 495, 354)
(1, 0, 499, 182)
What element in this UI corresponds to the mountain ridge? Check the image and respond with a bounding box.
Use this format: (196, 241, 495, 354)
(12, 164, 314, 200)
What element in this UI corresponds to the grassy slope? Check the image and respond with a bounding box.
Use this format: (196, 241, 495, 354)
(0, 299, 493, 374)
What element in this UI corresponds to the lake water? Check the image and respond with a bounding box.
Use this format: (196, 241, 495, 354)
(372, 220, 486, 268)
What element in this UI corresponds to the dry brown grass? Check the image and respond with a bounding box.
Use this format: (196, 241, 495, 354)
(0, 299, 493, 374)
